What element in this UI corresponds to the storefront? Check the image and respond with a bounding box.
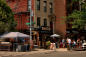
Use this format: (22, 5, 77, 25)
(37, 26, 51, 48)
(66, 29, 80, 41)
(32, 31, 40, 48)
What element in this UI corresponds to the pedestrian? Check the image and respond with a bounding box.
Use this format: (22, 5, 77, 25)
(62, 38, 65, 48)
(46, 40, 51, 49)
(30, 40, 33, 51)
(82, 40, 85, 43)
(60, 42, 63, 48)
(53, 42, 56, 51)
(67, 38, 71, 50)
(77, 38, 80, 48)
(72, 40, 76, 48)
(50, 38, 56, 51)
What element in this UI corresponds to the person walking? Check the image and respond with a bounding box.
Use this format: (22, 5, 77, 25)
(46, 40, 51, 49)
(67, 38, 71, 50)
(53, 42, 56, 51)
(72, 40, 76, 48)
(77, 38, 80, 48)
(30, 40, 33, 51)
(62, 38, 66, 48)
(50, 38, 56, 51)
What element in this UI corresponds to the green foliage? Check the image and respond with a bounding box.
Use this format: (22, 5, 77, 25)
(67, 0, 86, 30)
(67, 10, 86, 29)
(0, 0, 17, 34)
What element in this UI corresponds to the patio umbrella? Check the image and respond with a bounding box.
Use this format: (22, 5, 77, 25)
(50, 34, 60, 38)
(0, 32, 29, 38)
(0, 32, 30, 42)
(0, 32, 30, 52)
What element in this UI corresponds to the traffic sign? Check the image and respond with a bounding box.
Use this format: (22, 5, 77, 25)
(26, 22, 35, 25)
(26, 23, 30, 25)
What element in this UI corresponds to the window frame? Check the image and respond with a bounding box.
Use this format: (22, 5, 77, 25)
(44, 18, 47, 26)
(37, 0, 40, 10)
(43, 1, 47, 12)
(37, 17, 41, 26)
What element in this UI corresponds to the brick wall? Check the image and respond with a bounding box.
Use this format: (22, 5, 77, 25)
(7, 0, 28, 12)
(14, 14, 29, 30)
(6, 0, 34, 31)
(54, 0, 66, 37)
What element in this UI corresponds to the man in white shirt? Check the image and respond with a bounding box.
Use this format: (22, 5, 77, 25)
(67, 38, 71, 50)
(67, 38, 71, 44)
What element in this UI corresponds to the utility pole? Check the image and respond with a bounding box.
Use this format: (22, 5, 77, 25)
(29, 0, 32, 50)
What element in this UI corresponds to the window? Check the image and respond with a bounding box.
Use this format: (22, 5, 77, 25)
(43, 1, 47, 12)
(37, 17, 40, 26)
(50, 3, 53, 13)
(6, 0, 11, 3)
(37, 0, 40, 10)
(28, 0, 31, 11)
(44, 19, 47, 26)
(6, 0, 15, 3)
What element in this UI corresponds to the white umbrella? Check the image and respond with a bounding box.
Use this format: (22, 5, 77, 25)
(0, 32, 30, 52)
(0, 32, 29, 38)
(50, 34, 60, 38)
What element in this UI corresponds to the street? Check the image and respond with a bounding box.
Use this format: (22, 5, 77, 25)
(2, 51, 86, 57)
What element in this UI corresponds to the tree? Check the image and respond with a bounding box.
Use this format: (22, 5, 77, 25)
(0, 0, 16, 34)
(67, 0, 86, 30)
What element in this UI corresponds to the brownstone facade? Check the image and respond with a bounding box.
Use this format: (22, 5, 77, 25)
(6, 0, 66, 37)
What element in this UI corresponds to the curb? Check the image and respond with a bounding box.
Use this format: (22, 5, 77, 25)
(0, 48, 68, 57)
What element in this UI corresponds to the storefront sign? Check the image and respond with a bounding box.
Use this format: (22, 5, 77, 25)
(42, 27, 49, 30)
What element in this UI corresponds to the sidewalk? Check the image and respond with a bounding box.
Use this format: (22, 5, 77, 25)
(0, 48, 68, 57)
(72, 48, 83, 51)
(56, 48, 68, 51)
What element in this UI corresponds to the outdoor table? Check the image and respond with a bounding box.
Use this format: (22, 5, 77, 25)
(0, 44, 11, 51)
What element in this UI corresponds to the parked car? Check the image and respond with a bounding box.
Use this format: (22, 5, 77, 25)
(82, 42, 86, 50)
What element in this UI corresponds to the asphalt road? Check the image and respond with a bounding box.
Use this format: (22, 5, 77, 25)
(3, 51, 86, 57)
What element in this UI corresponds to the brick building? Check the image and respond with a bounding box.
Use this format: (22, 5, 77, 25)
(6, 0, 54, 32)
(6, 0, 72, 47)
(6, 0, 34, 32)
(6, 0, 54, 47)
(54, 0, 66, 37)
